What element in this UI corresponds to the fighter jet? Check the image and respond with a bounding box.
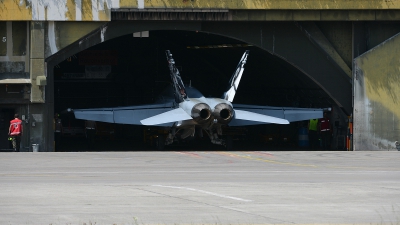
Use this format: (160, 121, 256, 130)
(73, 50, 323, 149)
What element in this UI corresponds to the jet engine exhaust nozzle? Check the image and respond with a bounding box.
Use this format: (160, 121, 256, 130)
(191, 103, 212, 124)
(213, 103, 234, 124)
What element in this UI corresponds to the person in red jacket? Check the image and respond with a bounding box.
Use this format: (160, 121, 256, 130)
(319, 112, 332, 150)
(9, 114, 23, 152)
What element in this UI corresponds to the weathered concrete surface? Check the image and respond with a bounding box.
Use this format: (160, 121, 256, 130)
(316, 21, 352, 68)
(44, 21, 106, 57)
(296, 22, 352, 77)
(30, 21, 45, 103)
(0, 151, 399, 225)
(2, 0, 400, 21)
(354, 32, 400, 150)
(0, 0, 114, 21)
(0, 21, 29, 74)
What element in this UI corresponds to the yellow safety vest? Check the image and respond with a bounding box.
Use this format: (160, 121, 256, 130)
(309, 119, 318, 131)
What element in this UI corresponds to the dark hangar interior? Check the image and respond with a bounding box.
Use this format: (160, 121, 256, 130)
(53, 30, 335, 151)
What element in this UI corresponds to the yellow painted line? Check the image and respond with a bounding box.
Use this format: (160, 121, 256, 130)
(212, 151, 241, 158)
(225, 152, 317, 168)
(245, 151, 274, 158)
(173, 151, 202, 158)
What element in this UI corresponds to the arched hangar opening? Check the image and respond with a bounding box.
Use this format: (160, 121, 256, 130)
(47, 23, 346, 151)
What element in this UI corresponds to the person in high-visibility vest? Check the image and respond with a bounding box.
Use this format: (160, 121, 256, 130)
(8, 114, 23, 152)
(308, 118, 319, 150)
(319, 112, 332, 150)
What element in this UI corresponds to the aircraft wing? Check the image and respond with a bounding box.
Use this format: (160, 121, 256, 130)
(229, 104, 323, 126)
(73, 102, 191, 126)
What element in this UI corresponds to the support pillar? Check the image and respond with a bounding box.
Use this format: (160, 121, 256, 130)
(29, 22, 51, 151)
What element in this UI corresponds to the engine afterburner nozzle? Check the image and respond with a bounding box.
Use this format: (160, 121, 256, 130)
(191, 103, 212, 124)
(213, 103, 234, 124)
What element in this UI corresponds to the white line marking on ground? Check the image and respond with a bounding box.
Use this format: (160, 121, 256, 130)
(152, 185, 252, 202)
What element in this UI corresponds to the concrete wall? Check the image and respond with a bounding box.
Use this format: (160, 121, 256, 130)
(2, 0, 400, 21)
(354, 32, 400, 150)
(0, 22, 30, 77)
(45, 20, 400, 151)
(0, 0, 399, 151)
(0, 20, 51, 152)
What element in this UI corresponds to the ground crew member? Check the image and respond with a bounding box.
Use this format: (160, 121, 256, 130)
(54, 113, 62, 150)
(308, 118, 319, 150)
(319, 112, 332, 150)
(85, 120, 96, 149)
(8, 114, 23, 152)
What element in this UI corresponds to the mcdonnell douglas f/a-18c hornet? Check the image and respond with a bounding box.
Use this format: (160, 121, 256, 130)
(73, 50, 323, 149)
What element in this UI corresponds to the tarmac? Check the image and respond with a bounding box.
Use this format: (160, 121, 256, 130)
(0, 150, 399, 225)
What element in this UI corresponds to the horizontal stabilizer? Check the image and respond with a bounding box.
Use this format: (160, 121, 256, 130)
(234, 109, 289, 125)
(140, 108, 192, 125)
(73, 102, 177, 126)
(74, 109, 114, 123)
(232, 104, 323, 123)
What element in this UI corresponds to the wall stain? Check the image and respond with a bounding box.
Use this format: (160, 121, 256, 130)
(1, 0, 400, 20)
(355, 32, 400, 150)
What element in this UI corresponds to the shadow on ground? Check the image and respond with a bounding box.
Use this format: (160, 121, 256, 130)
(54, 136, 343, 152)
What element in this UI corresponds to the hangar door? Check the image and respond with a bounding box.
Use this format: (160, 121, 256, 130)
(353, 32, 400, 150)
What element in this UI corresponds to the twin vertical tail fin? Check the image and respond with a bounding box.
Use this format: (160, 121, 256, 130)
(166, 50, 188, 103)
(223, 50, 249, 102)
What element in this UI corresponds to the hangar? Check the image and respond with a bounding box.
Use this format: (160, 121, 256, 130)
(52, 29, 336, 150)
(1, 1, 400, 151)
